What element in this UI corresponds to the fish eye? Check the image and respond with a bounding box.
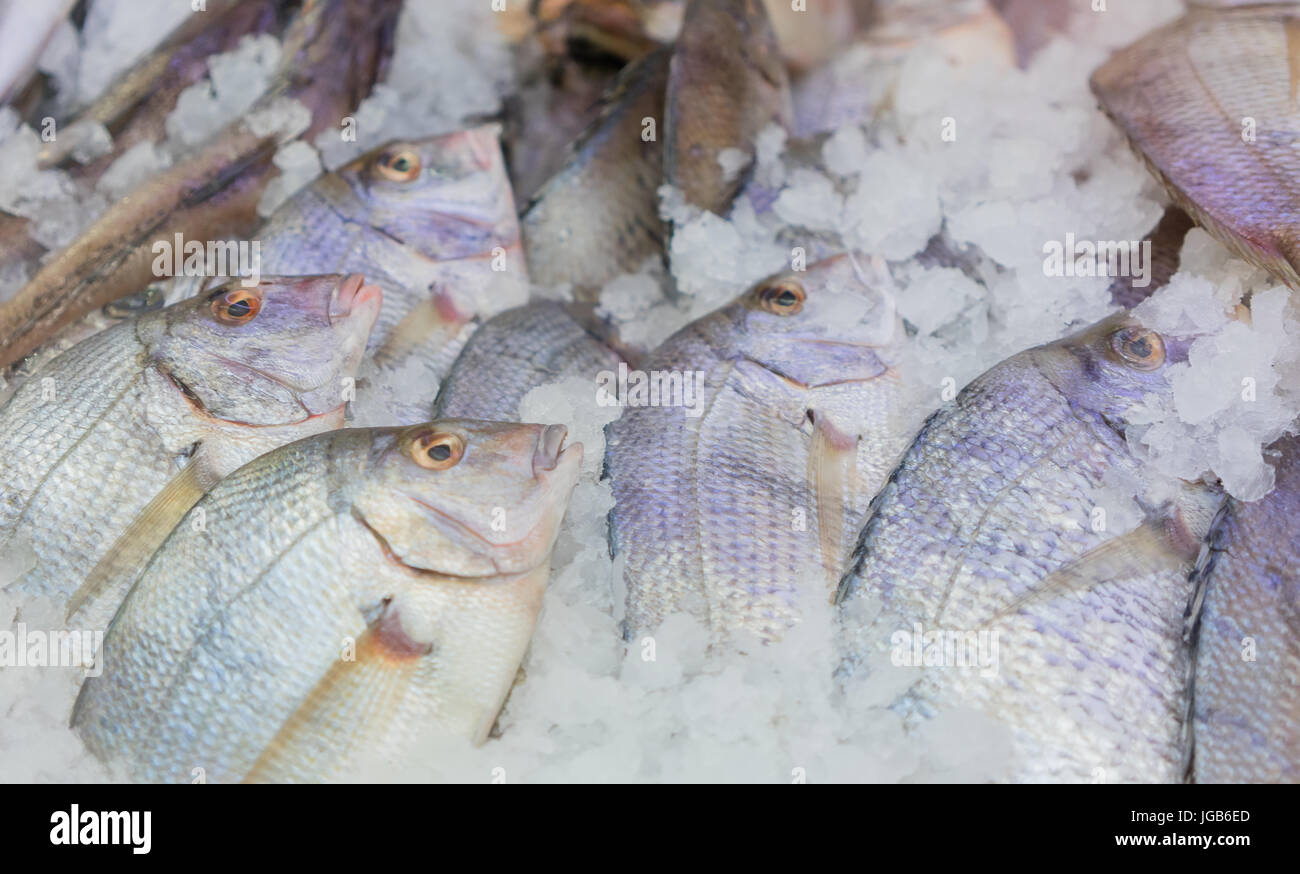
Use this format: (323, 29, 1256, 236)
(209, 287, 262, 325)
(411, 430, 465, 470)
(1110, 326, 1166, 371)
(756, 279, 806, 315)
(374, 147, 422, 182)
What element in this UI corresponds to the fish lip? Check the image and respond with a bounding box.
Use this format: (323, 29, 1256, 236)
(328, 274, 383, 326)
(532, 425, 569, 474)
(399, 492, 554, 572)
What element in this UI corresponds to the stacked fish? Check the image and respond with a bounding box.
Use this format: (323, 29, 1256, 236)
(0, 0, 1295, 784)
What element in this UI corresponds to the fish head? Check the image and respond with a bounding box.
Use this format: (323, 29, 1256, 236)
(1029, 312, 1194, 423)
(143, 273, 381, 426)
(724, 253, 897, 388)
(334, 127, 519, 259)
(353, 420, 584, 578)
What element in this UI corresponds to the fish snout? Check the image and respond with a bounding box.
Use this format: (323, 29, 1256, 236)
(533, 424, 570, 475)
(329, 273, 383, 326)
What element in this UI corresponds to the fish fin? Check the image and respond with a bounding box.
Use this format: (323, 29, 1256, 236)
(65, 461, 205, 622)
(372, 285, 470, 368)
(984, 519, 1189, 625)
(808, 411, 858, 590)
(243, 602, 432, 783)
(1179, 498, 1235, 784)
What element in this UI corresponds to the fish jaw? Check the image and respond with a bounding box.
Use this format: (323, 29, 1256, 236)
(747, 336, 892, 388)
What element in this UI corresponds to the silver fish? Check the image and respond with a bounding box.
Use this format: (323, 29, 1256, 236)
(1187, 433, 1300, 783)
(254, 127, 528, 422)
(521, 49, 670, 298)
(0, 273, 380, 622)
(433, 301, 626, 421)
(835, 314, 1224, 783)
(606, 254, 907, 645)
(73, 420, 583, 783)
(1091, 3, 1300, 290)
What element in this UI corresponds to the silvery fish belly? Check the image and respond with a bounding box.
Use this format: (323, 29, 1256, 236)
(836, 314, 1224, 783)
(1190, 434, 1300, 784)
(433, 301, 626, 421)
(257, 127, 528, 422)
(606, 255, 908, 645)
(0, 275, 379, 621)
(72, 420, 583, 783)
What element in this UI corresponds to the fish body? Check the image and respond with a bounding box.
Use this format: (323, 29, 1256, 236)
(0, 274, 379, 621)
(836, 315, 1223, 783)
(434, 301, 626, 421)
(1091, 4, 1300, 290)
(73, 420, 582, 783)
(521, 49, 669, 297)
(258, 129, 528, 422)
(664, 0, 792, 214)
(0, 0, 401, 369)
(606, 255, 906, 644)
(1189, 434, 1300, 783)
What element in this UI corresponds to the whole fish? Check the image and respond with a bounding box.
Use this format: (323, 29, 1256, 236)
(521, 48, 669, 297)
(255, 128, 528, 422)
(606, 254, 907, 645)
(664, 0, 792, 214)
(1186, 433, 1300, 783)
(835, 314, 1224, 783)
(0, 273, 380, 623)
(1091, 3, 1300, 290)
(72, 420, 583, 783)
(0, 0, 402, 369)
(433, 301, 626, 421)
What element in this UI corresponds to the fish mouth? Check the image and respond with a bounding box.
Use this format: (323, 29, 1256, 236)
(748, 339, 892, 389)
(328, 273, 383, 326)
(533, 424, 569, 474)
(165, 366, 345, 428)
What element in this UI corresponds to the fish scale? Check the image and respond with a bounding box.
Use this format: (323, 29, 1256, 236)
(1189, 434, 1300, 783)
(0, 274, 378, 624)
(74, 421, 581, 783)
(0, 327, 173, 597)
(606, 255, 907, 645)
(836, 316, 1224, 782)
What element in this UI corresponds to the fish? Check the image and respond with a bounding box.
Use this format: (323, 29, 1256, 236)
(72, 420, 583, 783)
(0, 0, 402, 369)
(605, 254, 907, 645)
(433, 301, 627, 422)
(0, 273, 380, 626)
(503, 0, 659, 204)
(521, 48, 670, 298)
(254, 128, 528, 422)
(664, 0, 792, 215)
(1186, 433, 1300, 783)
(1091, 3, 1300, 290)
(835, 314, 1225, 783)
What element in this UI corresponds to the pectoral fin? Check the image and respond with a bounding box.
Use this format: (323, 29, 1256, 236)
(809, 411, 858, 590)
(243, 601, 434, 783)
(985, 519, 1190, 624)
(66, 461, 205, 622)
